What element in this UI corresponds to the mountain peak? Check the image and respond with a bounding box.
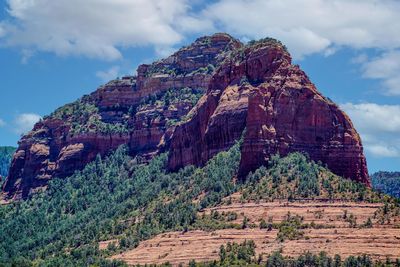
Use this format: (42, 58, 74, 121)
(2, 33, 369, 200)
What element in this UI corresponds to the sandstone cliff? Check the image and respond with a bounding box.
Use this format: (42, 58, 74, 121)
(167, 38, 369, 185)
(3, 33, 240, 199)
(2, 34, 369, 200)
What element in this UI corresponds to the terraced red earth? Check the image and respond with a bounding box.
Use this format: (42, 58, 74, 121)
(110, 201, 400, 266)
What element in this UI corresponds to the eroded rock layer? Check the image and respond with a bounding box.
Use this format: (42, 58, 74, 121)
(3, 33, 241, 199)
(168, 38, 369, 185)
(2, 34, 369, 200)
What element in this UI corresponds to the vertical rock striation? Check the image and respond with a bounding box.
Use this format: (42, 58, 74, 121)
(3, 33, 241, 199)
(2, 34, 369, 200)
(168, 38, 369, 185)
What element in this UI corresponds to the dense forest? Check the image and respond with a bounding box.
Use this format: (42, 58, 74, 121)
(372, 171, 400, 199)
(240, 153, 390, 203)
(0, 139, 398, 266)
(0, 140, 241, 266)
(0, 146, 15, 184)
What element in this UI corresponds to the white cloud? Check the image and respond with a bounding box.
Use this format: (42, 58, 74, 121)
(14, 113, 42, 135)
(0, 118, 5, 127)
(154, 46, 177, 58)
(0, 0, 203, 60)
(341, 103, 400, 158)
(360, 50, 400, 96)
(367, 144, 399, 158)
(96, 66, 120, 82)
(351, 53, 368, 64)
(20, 48, 34, 64)
(202, 0, 400, 59)
(1, 0, 400, 97)
(2, 0, 400, 61)
(174, 15, 214, 34)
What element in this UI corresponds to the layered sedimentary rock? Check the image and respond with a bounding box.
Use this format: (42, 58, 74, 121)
(3, 33, 240, 199)
(168, 38, 369, 185)
(2, 33, 369, 200)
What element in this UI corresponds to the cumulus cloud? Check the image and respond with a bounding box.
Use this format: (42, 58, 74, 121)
(351, 53, 368, 64)
(360, 50, 400, 96)
(2, 0, 400, 61)
(1, 0, 400, 97)
(341, 103, 400, 158)
(14, 113, 42, 135)
(20, 48, 34, 64)
(202, 0, 400, 59)
(0, 118, 5, 127)
(367, 144, 399, 158)
(96, 66, 120, 82)
(0, 0, 209, 60)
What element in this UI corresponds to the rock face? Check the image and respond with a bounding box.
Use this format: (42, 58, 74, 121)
(3, 33, 240, 199)
(2, 34, 369, 200)
(167, 38, 369, 185)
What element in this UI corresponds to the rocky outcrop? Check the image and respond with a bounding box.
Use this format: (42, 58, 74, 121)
(168, 39, 369, 185)
(2, 34, 369, 200)
(3, 33, 240, 200)
(90, 33, 242, 109)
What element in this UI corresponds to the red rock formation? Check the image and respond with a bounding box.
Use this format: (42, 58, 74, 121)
(2, 34, 369, 200)
(168, 39, 369, 185)
(3, 33, 240, 200)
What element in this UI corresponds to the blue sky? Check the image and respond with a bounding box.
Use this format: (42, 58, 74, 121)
(0, 0, 399, 173)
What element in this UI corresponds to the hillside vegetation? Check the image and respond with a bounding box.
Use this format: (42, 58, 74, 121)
(241, 153, 387, 203)
(0, 140, 399, 266)
(0, 140, 240, 266)
(112, 154, 400, 266)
